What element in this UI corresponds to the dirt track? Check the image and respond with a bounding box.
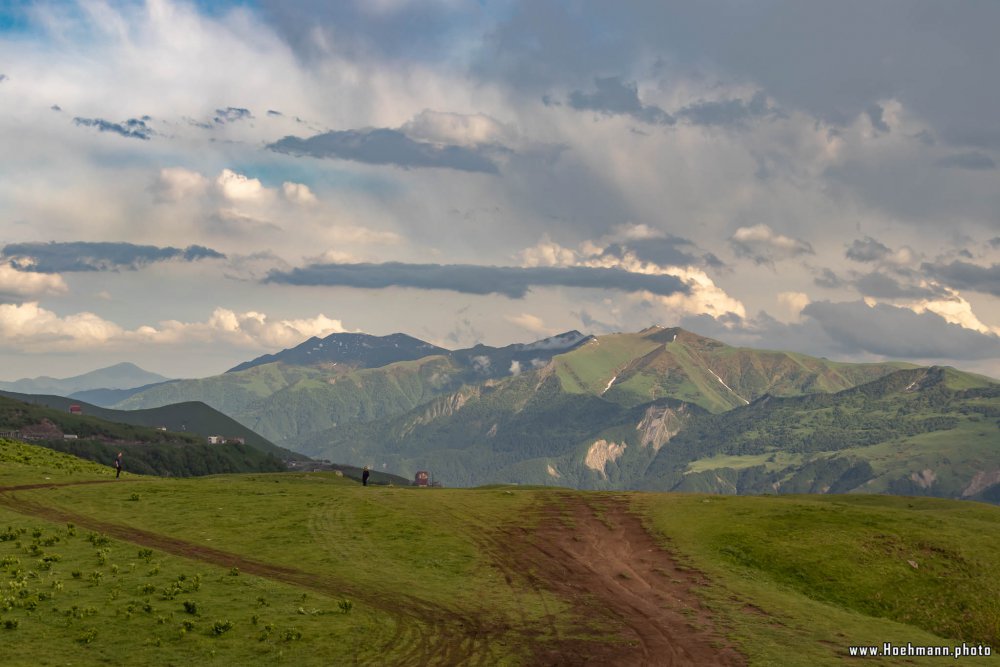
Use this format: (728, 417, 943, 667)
(496, 493, 744, 666)
(0, 481, 743, 665)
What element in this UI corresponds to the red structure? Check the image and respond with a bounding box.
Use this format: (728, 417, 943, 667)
(414, 471, 430, 487)
(68, 405, 82, 415)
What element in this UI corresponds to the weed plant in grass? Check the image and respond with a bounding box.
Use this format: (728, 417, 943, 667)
(1, 438, 113, 486)
(0, 506, 393, 666)
(635, 493, 1000, 666)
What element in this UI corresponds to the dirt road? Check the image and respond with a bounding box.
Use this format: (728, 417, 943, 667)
(496, 493, 745, 666)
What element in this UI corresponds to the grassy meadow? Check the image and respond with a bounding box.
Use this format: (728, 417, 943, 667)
(3, 438, 999, 665)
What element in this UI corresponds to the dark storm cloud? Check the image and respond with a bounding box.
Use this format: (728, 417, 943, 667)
(675, 92, 782, 128)
(73, 116, 154, 140)
(845, 236, 892, 263)
(214, 107, 253, 124)
(803, 300, 1000, 360)
(1, 242, 225, 273)
(474, 1, 1000, 150)
(934, 152, 996, 171)
(267, 129, 500, 173)
(922, 260, 1000, 297)
(264, 262, 690, 299)
(567, 77, 674, 125)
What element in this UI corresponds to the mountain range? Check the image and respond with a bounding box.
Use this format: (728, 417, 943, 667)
(8, 326, 999, 502)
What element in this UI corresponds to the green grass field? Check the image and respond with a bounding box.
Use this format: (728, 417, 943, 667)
(3, 439, 999, 665)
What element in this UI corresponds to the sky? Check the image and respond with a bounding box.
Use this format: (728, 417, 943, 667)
(1, 0, 1000, 381)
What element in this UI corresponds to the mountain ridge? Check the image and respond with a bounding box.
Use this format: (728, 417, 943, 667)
(0, 362, 171, 396)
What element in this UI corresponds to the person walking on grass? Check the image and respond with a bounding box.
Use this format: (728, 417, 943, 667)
(114, 452, 123, 479)
(362, 466, 370, 487)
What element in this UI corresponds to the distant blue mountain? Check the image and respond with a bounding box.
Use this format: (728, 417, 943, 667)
(0, 362, 171, 397)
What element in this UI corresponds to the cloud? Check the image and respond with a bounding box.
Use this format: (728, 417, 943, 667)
(0, 302, 346, 352)
(729, 224, 813, 266)
(400, 109, 516, 147)
(0, 74, 7, 83)
(1, 242, 225, 273)
(153, 167, 210, 201)
(567, 76, 674, 125)
(264, 262, 690, 299)
(507, 312, 550, 335)
(854, 272, 939, 300)
(934, 152, 996, 170)
(0, 264, 68, 299)
(214, 107, 253, 124)
(217, 169, 268, 201)
(281, 181, 317, 204)
(923, 260, 1000, 297)
(803, 300, 1000, 360)
(866, 103, 890, 133)
(73, 116, 154, 140)
(267, 109, 283, 117)
(676, 92, 782, 128)
(777, 291, 810, 321)
(814, 268, 846, 289)
(268, 128, 500, 173)
(519, 225, 718, 271)
(846, 236, 891, 263)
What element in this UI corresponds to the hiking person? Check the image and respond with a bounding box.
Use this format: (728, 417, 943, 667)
(362, 466, 370, 486)
(114, 452, 123, 479)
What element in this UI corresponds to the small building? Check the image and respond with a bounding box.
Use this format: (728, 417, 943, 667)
(155, 426, 167, 431)
(227, 436, 245, 445)
(414, 471, 430, 487)
(207, 435, 224, 445)
(63, 434, 78, 440)
(69, 405, 83, 415)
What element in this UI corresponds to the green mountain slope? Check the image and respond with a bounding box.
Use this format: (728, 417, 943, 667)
(640, 366, 1000, 500)
(115, 327, 911, 459)
(1, 391, 297, 460)
(297, 361, 1000, 502)
(0, 395, 287, 477)
(556, 326, 913, 411)
(113, 354, 465, 445)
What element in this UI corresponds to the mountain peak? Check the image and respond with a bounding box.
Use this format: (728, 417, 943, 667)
(227, 331, 449, 373)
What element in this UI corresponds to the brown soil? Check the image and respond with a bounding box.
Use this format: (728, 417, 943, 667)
(493, 493, 745, 666)
(1, 481, 744, 666)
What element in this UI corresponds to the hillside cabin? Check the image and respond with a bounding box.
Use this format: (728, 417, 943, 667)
(207, 435, 224, 444)
(228, 436, 245, 445)
(68, 405, 82, 415)
(414, 470, 430, 487)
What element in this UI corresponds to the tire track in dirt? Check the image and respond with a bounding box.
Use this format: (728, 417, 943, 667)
(0, 481, 494, 666)
(496, 492, 746, 667)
